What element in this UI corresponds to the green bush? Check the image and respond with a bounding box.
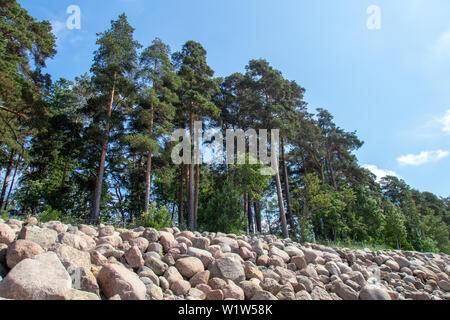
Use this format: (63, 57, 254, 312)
(39, 206, 62, 223)
(132, 202, 171, 230)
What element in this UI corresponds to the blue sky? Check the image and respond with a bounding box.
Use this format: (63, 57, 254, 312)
(20, 0, 450, 197)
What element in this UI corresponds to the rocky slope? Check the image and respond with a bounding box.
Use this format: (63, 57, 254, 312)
(0, 217, 449, 300)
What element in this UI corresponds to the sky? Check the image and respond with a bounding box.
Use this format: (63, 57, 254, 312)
(19, 0, 450, 197)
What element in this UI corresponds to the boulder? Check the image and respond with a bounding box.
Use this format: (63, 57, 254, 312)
(175, 257, 205, 278)
(6, 240, 44, 268)
(18, 226, 57, 249)
(0, 223, 16, 245)
(0, 252, 72, 300)
(209, 255, 245, 283)
(97, 263, 146, 300)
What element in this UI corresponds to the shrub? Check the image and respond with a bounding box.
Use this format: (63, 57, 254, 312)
(133, 202, 171, 230)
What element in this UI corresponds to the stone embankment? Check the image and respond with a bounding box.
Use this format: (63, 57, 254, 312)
(0, 217, 449, 300)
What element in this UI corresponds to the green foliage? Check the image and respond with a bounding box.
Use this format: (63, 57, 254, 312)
(39, 206, 62, 223)
(132, 202, 171, 230)
(199, 179, 246, 235)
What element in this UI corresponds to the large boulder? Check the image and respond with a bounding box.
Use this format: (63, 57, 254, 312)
(159, 231, 177, 252)
(54, 244, 91, 269)
(0, 223, 16, 245)
(58, 232, 95, 251)
(97, 263, 146, 300)
(18, 226, 57, 249)
(6, 240, 44, 269)
(0, 252, 73, 300)
(175, 257, 204, 278)
(124, 246, 145, 269)
(209, 255, 245, 283)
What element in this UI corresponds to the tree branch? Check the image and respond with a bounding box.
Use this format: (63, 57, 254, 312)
(0, 105, 29, 119)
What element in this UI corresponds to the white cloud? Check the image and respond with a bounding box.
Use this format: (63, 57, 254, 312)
(397, 150, 449, 166)
(441, 110, 450, 134)
(362, 164, 399, 182)
(434, 30, 450, 60)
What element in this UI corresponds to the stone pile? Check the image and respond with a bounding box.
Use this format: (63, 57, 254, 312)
(0, 217, 449, 300)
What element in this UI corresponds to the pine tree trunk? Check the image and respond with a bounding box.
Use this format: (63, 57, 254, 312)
(144, 99, 155, 214)
(254, 201, 262, 233)
(187, 109, 195, 230)
(281, 138, 295, 231)
(90, 72, 116, 224)
(61, 156, 70, 189)
(244, 193, 249, 234)
(194, 163, 200, 229)
(178, 165, 184, 226)
(4, 154, 20, 212)
(275, 171, 289, 238)
(248, 197, 254, 235)
(0, 151, 14, 211)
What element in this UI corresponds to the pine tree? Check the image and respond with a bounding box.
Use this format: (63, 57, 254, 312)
(89, 14, 141, 224)
(173, 41, 219, 230)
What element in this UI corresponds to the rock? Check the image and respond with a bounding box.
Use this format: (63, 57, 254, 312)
(211, 237, 239, 252)
(146, 243, 162, 255)
(295, 291, 312, 300)
(330, 281, 358, 300)
(244, 262, 264, 282)
(142, 228, 160, 242)
(98, 226, 115, 237)
(276, 285, 296, 300)
(147, 283, 164, 300)
(42, 221, 68, 233)
(175, 257, 205, 278)
(291, 255, 307, 270)
(120, 230, 139, 242)
(68, 289, 100, 300)
(187, 287, 206, 300)
(190, 270, 210, 287)
(0, 223, 16, 245)
(0, 252, 72, 300)
(159, 231, 177, 252)
(54, 244, 91, 269)
(164, 266, 184, 286)
(251, 291, 277, 300)
(302, 248, 321, 264)
(239, 280, 262, 299)
(125, 246, 145, 269)
(130, 237, 149, 253)
(24, 217, 38, 226)
(393, 255, 410, 269)
(188, 247, 214, 268)
(192, 237, 210, 250)
(260, 278, 282, 295)
(269, 246, 290, 263)
(359, 284, 392, 300)
(18, 226, 57, 249)
(223, 280, 245, 300)
(78, 224, 98, 237)
(97, 263, 146, 300)
(96, 235, 122, 248)
(209, 255, 245, 283)
(206, 289, 224, 300)
(6, 240, 44, 269)
(385, 259, 400, 272)
(144, 255, 168, 276)
(297, 276, 313, 293)
(438, 280, 450, 292)
(311, 287, 333, 300)
(67, 266, 99, 295)
(90, 250, 108, 267)
(171, 279, 191, 296)
(284, 246, 303, 257)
